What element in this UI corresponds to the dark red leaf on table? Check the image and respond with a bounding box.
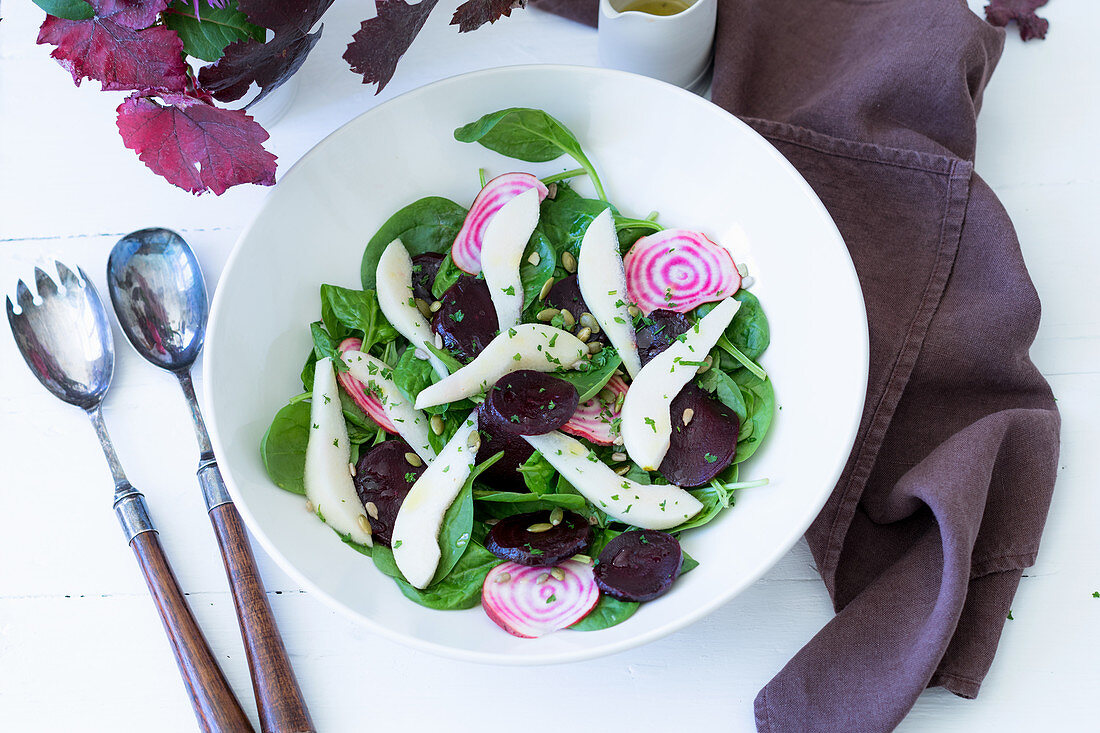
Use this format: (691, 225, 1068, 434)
(984, 0, 1049, 41)
(237, 0, 333, 33)
(344, 0, 439, 93)
(116, 93, 277, 195)
(37, 14, 187, 92)
(199, 26, 322, 105)
(92, 0, 170, 29)
(451, 0, 525, 33)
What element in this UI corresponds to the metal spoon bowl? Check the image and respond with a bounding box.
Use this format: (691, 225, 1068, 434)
(107, 227, 208, 373)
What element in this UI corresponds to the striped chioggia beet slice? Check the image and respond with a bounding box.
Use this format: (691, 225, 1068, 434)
(482, 559, 600, 638)
(561, 374, 628, 445)
(337, 337, 398, 433)
(623, 230, 740, 315)
(451, 173, 549, 274)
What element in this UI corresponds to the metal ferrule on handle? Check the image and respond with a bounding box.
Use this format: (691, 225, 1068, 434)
(113, 486, 157, 542)
(197, 457, 233, 512)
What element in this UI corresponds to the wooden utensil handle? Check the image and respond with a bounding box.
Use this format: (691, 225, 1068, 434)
(130, 530, 255, 732)
(209, 503, 315, 733)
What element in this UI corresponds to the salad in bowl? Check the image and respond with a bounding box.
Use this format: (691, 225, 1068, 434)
(259, 107, 774, 638)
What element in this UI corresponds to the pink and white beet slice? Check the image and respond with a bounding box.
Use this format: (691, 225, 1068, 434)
(482, 559, 600, 638)
(561, 374, 628, 445)
(623, 230, 740, 315)
(451, 173, 549, 274)
(337, 337, 397, 433)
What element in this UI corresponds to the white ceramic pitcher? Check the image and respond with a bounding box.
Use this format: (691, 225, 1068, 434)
(597, 0, 718, 90)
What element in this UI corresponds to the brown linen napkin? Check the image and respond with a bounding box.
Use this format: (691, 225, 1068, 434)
(534, 0, 1061, 730)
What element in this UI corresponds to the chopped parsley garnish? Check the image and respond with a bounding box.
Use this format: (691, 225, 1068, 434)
(644, 417, 657, 432)
(394, 540, 402, 548)
(449, 310, 465, 322)
(508, 328, 517, 337)
(501, 285, 515, 295)
(513, 353, 522, 361)
(404, 472, 417, 482)
(704, 453, 718, 463)
(546, 594, 557, 604)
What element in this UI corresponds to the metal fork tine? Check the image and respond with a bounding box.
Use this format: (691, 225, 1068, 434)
(77, 267, 95, 293)
(15, 280, 35, 311)
(56, 262, 81, 290)
(35, 267, 59, 300)
(5, 296, 16, 322)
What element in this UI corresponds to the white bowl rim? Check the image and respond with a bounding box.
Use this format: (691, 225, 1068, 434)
(204, 63, 869, 665)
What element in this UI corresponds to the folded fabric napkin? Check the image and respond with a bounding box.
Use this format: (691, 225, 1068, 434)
(535, 0, 1061, 730)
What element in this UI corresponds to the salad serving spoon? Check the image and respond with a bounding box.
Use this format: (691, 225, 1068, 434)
(6, 263, 254, 732)
(107, 228, 314, 733)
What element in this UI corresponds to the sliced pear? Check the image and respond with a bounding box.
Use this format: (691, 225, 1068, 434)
(414, 323, 587, 409)
(376, 239, 449, 379)
(620, 297, 741, 470)
(482, 188, 540, 328)
(305, 357, 372, 545)
(392, 410, 480, 588)
(341, 349, 436, 463)
(577, 208, 642, 378)
(523, 431, 702, 529)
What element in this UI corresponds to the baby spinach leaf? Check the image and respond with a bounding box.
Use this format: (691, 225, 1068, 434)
(727, 291, 770, 359)
(454, 108, 607, 200)
(360, 196, 467, 290)
(570, 594, 638, 631)
(393, 345, 436, 404)
(422, 340, 463, 374)
(339, 532, 373, 557)
(397, 542, 501, 610)
(680, 550, 699, 574)
(555, 347, 621, 402)
(517, 451, 556, 495)
(519, 230, 556, 309)
(670, 484, 730, 532)
(431, 253, 464, 299)
(472, 490, 588, 511)
(319, 285, 397, 353)
(309, 321, 345, 370)
(259, 400, 311, 494)
(731, 371, 775, 464)
(537, 182, 613, 257)
(696, 363, 748, 423)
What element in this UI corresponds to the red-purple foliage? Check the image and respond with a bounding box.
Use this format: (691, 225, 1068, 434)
(116, 93, 277, 195)
(199, 27, 323, 104)
(344, 0, 440, 93)
(984, 0, 1050, 41)
(37, 0, 187, 92)
(451, 0, 525, 33)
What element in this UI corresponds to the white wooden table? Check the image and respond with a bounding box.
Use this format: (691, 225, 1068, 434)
(1, 1, 1096, 730)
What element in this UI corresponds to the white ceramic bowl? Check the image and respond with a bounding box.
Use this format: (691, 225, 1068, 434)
(205, 65, 868, 664)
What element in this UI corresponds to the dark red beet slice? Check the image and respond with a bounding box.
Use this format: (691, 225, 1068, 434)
(476, 401, 535, 491)
(353, 440, 425, 546)
(486, 510, 593, 566)
(432, 274, 499, 363)
(635, 309, 692, 364)
(546, 274, 608, 344)
(658, 384, 739, 487)
(411, 252, 443, 303)
(484, 370, 579, 436)
(594, 530, 682, 602)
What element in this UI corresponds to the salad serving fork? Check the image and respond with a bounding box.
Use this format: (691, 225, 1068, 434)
(6, 263, 254, 732)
